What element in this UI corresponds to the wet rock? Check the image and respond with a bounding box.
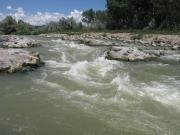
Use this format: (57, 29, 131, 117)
(139, 40, 149, 45)
(152, 42, 157, 47)
(172, 45, 180, 50)
(80, 39, 119, 46)
(144, 50, 165, 57)
(0, 35, 41, 48)
(106, 46, 159, 61)
(0, 48, 43, 73)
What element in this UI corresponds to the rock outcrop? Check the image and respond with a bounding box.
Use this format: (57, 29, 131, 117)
(106, 46, 159, 61)
(0, 35, 40, 48)
(0, 48, 43, 73)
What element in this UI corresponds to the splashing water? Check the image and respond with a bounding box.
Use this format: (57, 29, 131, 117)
(0, 37, 179, 135)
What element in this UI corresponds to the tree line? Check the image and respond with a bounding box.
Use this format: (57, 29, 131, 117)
(0, 0, 180, 35)
(82, 0, 180, 30)
(106, 0, 180, 30)
(0, 16, 84, 35)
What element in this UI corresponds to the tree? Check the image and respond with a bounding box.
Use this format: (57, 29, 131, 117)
(106, 0, 180, 30)
(16, 20, 32, 35)
(129, 0, 153, 29)
(106, 0, 130, 29)
(45, 17, 81, 32)
(82, 9, 95, 25)
(94, 10, 108, 29)
(152, 0, 180, 29)
(0, 16, 17, 34)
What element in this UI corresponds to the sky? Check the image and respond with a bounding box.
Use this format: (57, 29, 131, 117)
(0, 0, 106, 25)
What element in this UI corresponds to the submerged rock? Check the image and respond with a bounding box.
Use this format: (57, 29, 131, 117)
(0, 35, 40, 48)
(0, 48, 43, 73)
(106, 46, 159, 61)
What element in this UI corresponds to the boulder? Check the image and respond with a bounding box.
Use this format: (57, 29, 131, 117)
(0, 48, 43, 73)
(106, 46, 159, 61)
(0, 35, 41, 48)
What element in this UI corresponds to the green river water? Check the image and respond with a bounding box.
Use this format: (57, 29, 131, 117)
(0, 36, 180, 135)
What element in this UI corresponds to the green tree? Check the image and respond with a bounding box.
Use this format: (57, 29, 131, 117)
(129, 0, 153, 29)
(94, 10, 108, 29)
(106, 0, 180, 30)
(82, 9, 95, 25)
(106, 0, 130, 29)
(0, 16, 17, 34)
(16, 20, 32, 35)
(152, 0, 180, 29)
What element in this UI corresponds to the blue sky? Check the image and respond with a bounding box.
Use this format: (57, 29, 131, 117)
(0, 0, 106, 15)
(0, 0, 106, 25)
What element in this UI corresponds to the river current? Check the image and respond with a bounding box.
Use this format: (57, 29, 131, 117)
(0, 36, 180, 135)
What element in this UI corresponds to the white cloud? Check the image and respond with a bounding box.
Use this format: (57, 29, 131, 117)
(0, 7, 82, 25)
(7, 5, 12, 10)
(0, 13, 5, 21)
(37, 12, 42, 15)
(24, 12, 65, 25)
(68, 9, 82, 22)
(13, 7, 26, 21)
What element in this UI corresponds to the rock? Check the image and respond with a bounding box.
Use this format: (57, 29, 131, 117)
(152, 42, 157, 47)
(139, 40, 149, 45)
(172, 45, 180, 50)
(80, 39, 119, 46)
(0, 48, 43, 73)
(144, 50, 165, 57)
(106, 46, 159, 61)
(0, 35, 41, 48)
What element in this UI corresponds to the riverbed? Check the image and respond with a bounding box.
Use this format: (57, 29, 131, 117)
(0, 36, 180, 135)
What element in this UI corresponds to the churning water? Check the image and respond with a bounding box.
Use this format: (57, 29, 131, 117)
(0, 36, 180, 135)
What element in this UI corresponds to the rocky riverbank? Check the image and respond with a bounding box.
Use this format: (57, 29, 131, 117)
(40, 32, 180, 62)
(0, 35, 41, 48)
(0, 35, 43, 73)
(40, 32, 180, 50)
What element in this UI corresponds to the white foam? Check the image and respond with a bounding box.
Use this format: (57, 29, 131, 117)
(61, 52, 67, 62)
(67, 42, 92, 50)
(93, 55, 121, 77)
(51, 39, 88, 50)
(35, 78, 61, 89)
(51, 39, 64, 43)
(64, 61, 90, 80)
(68, 42, 79, 48)
(64, 55, 121, 82)
(111, 73, 130, 91)
(45, 60, 70, 68)
(148, 63, 169, 67)
(142, 82, 180, 110)
(70, 90, 99, 99)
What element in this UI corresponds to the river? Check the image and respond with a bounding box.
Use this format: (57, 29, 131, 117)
(0, 36, 180, 135)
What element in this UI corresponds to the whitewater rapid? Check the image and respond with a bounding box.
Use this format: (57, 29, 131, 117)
(0, 37, 179, 135)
